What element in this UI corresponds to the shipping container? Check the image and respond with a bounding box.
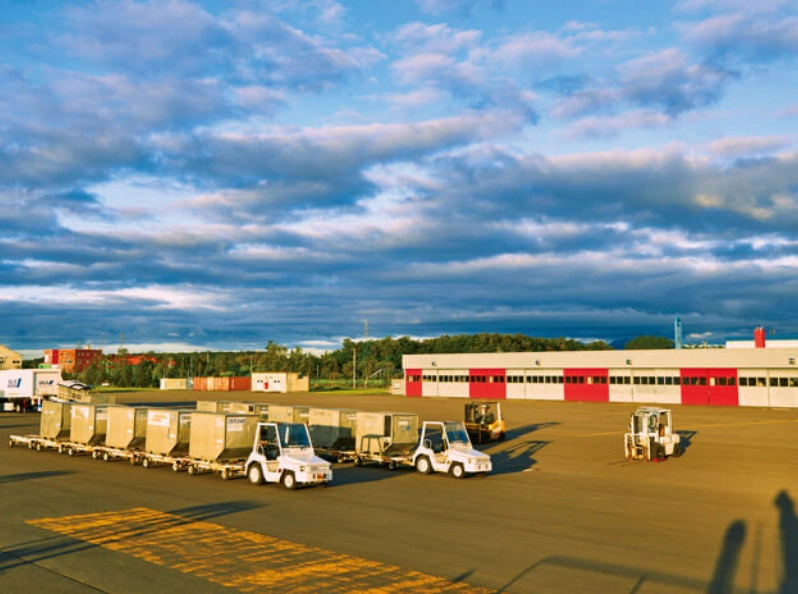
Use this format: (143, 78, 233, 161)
(160, 378, 188, 390)
(145, 409, 192, 456)
(267, 404, 309, 424)
(70, 403, 109, 445)
(188, 412, 259, 461)
(230, 376, 252, 391)
(355, 412, 419, 456)
(40, 400, 72, 440)
(308, 408, 358, 450)
(106, 406, 148, 450)
(193, 377, 207, 391)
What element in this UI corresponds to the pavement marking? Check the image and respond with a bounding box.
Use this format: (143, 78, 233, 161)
(28, 508, 493, 594)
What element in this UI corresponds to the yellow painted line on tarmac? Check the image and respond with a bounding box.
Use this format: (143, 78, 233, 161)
(28, 508, 492, 594)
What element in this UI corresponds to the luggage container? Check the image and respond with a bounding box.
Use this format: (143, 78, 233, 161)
(267, 404, 309, 424)
(196, 400, 233, 413)
(106, 406, 148, 450)
(40, 400, 73, 440)
(308, 408, 358, 461)
(230, 376, 252, 391)
(70, 403, 109, 446)
(188, 412, 259, 462)
(145, 409, 192, 456)
(354, 411, 419, 469)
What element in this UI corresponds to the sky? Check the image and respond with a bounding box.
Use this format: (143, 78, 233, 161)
(1, 0, 798, 357)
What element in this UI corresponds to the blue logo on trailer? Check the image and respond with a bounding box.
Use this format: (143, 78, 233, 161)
(7, 378, 22, 389)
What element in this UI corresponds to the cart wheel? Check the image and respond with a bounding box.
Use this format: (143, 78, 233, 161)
(9, 439, 14, 448)
(142, 457, 150, 468)
(28, 440, 34, 450)
(91, 450, 100, 460)
(67, 448, 75, 457)
(415, 456, 432, 475)
(172, 462, 180, 472)
(103, 452, 111, 462)
(187, 465, 196, 475)
(36, 442, 43, 452)
(450, 462, 466, 479)
(129, 456, 137, 466)
(282, 471, 297, 490)
(353, 457, 362, 467)
(58, 445, 65, 454)
(220, 469, 230, 481)
(248, 464, 264, 485)
(388, 460, 397, 471)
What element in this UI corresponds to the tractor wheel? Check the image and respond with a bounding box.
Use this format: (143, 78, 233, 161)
(282, 471, 297, 490)
(450, 463, 466, 479)
(353, 457, 362, 467)
(142, 457, 150, 468)
(416, 456, 432, 475)
(388, 460, 398, 471)
(187, 464, 196, 476)
(248, 464, 264, 485)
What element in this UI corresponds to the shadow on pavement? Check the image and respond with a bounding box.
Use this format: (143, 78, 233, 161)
(488, 440, 549, 476)
(326, 463, 413, 488)
(676, 429, 698, 452)
(169, 500, 265, 522)
(0, 470, 75, 485)
(776, 490, 797, 594)
(707, 519, 746, 594)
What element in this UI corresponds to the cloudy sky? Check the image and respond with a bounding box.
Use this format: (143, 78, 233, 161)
(2, 0, 798, 357)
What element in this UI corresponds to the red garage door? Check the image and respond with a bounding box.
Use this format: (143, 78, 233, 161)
(405, 369, 422, 397)
(468, 369, 506, 400)
(564, 368, 609, 402)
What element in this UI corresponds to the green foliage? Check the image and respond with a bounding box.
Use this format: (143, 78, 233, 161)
(624, 335, 674, 350)
(67, 332, 614, 388)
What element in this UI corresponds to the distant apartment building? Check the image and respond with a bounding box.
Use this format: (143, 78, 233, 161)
(0, 345, 23, 370)
(44, 348, 103, 372)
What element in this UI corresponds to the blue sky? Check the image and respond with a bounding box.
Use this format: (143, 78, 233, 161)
(2, 0, 798, 357)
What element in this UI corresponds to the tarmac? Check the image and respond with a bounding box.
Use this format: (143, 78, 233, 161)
(1, 390, 797, 593)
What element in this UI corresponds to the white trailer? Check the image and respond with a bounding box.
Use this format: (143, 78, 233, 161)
(0, 369, 62, 411)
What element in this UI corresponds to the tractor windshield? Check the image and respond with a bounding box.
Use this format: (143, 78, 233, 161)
(281, 423, 311, 448)
(445, 422, 471, 446)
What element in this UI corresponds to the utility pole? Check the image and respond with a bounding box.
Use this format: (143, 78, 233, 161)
(352, 345, 357, 389)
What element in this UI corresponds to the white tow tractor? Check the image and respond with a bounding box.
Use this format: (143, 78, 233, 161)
(413, 421, 492, 478)
(245, 422, 332, 489)
(624, 407, 682, 461)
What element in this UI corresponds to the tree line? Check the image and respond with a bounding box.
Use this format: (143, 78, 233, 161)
(41, 333, 672, 389)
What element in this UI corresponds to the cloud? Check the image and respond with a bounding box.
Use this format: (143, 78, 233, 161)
(677, 5, 798, 63)
(391, 22, 482, 54)
(415, 0, 504, 16)
(560, 110, 672, 139)
(705, 135, 792, 157)
(617, 49, 732, 115)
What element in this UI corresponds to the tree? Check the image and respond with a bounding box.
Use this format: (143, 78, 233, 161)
(624, 336, 674, 350)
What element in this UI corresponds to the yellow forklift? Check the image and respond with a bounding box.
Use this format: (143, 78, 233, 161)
(464, 401, 506, 444)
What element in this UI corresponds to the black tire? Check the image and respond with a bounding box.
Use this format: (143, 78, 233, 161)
(67, 448, 75, 457)
(353, 457, 362, 467)
(220, 469, 230, 481)
(248, 464, 264, 485)
(9, 439, 14, 448)
(103, 452, 110, 462)
(187, 465, 196, 475)
(388, 460, 398, 471)
(450, 462, 466, 479)
(282, 471, 297, 490)
(498, 431, 506, 442)
(416, 456, 432, 475)
(36, 442, 43, 452)
(142, 457, 150, 468)
(172, 462, 181, 472)
(673, 443, 682, 457)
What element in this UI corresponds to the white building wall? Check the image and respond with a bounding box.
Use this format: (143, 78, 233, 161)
(252, 372, 288, 393)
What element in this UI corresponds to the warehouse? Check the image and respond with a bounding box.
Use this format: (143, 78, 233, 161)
(402, 347, 798, 408)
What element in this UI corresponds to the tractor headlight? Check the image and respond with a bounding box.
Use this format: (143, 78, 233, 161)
(299, 466, 306, 472)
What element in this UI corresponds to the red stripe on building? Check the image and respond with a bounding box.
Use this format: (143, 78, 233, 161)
(405, 369, 422, 397)
(564, 368, 609, 402)
(468, 368, 506, 400)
